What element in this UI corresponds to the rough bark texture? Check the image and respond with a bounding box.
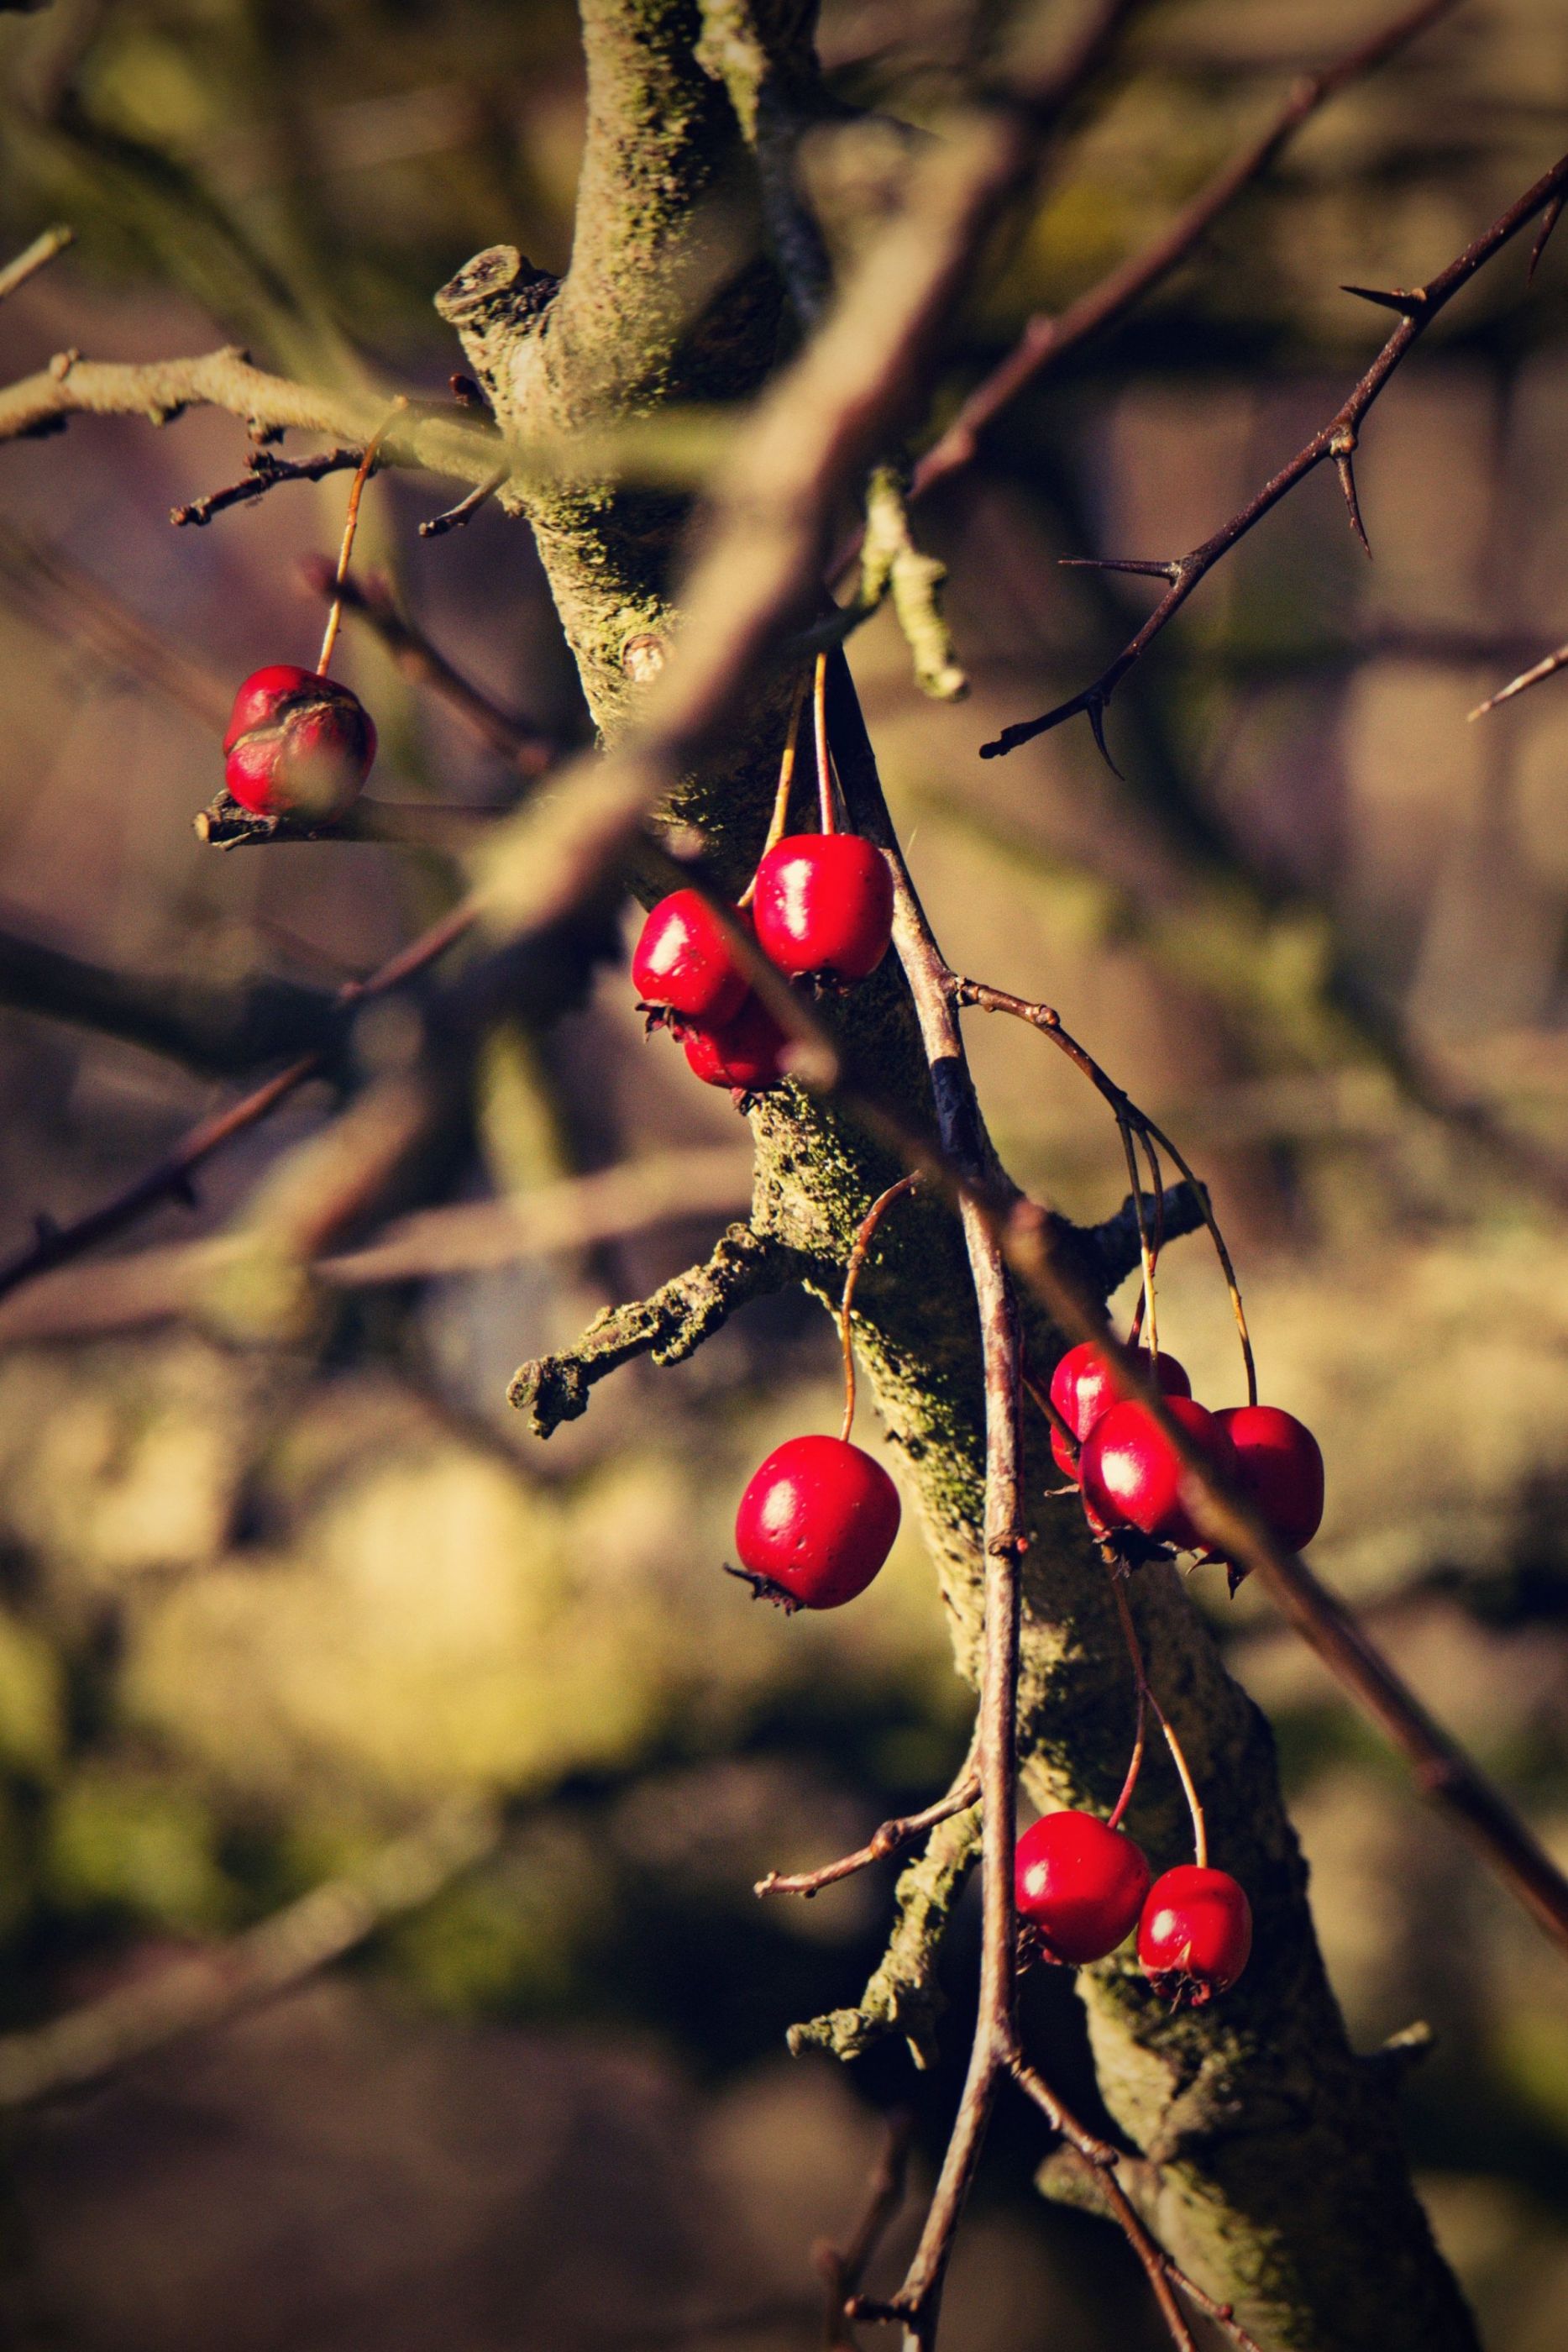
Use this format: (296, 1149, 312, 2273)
(443, 5, 1478, 2345)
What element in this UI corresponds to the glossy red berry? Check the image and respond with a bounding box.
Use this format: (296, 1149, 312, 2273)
(1138, 1866, 1252, 2003)
(632, 890, 750, 1024)
(733, 1434, 900, 1609)
(1048, 1341, 1191, 1479)
(1078, 1396, 1236, 1551)
(680, 994, 789, 1095)
(1215, 1406, 1324, 1551)
(752, 835, 894, 983)
(223, 664, 375, 820)
(1015, 1809, 1151, 1964)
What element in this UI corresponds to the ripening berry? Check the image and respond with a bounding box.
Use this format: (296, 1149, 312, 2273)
(1215, 1405, 1324, 1551)
(632, 890, 750, 1024)
(680, 994, 789, 1095)
(733, 1433, 900, 1609)
(1078, 1396, 1236, 1551)
(752, 835, 894, 983)
(1138, 1865, 1252, 2003)
(223, 664, 375, 820)
(1048, 1341, 1191, 1480)
(1015, 1809, 1151, 1964)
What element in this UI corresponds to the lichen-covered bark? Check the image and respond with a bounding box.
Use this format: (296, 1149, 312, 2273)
(441, 5, 1478, 2344)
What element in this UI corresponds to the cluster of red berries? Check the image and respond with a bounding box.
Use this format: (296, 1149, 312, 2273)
(223, 664, 376, 822)
(1015, 1809, 1251, 2005)
(1048, 1340, 1324, 1572)
(631, 828, 894, 1097)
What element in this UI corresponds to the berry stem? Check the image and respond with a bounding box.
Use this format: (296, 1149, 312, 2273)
(1136, 1111, 1257, 1408)
(1115, 1110, 1158, 1356)
(812, 649, 837, 835)
(317, 398, 406, 677)
(838, 1173, 920, 1441)
(740, 670, 808, 906)
(1099, 1552, 1206, 1863)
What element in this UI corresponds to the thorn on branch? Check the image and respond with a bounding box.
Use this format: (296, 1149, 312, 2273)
(0, 223, 74, 307)
(1339, 282, 1427, 315)
(1059, 555, 1183, 582)
(1330, 434, 1372, 559)
(1468, 636, 1568, 718)
(1528, 192, 1564, 283)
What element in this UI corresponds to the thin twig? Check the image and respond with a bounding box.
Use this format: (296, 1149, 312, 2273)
(898, 0, 1458, 523)
(419, 466, 507, 537)
(0, 223, 74, 306)
(1468, 636, 1568, 718)
(170, 444, 364, 528)
(981, 146, 1568, 764)
(0, 1800, 500, 2108)
(815, 2111, 916, 2350)
(840, 1173, 920, 1441)
(0, 900, 476, 1308)
(758, 1746, 979, 1901)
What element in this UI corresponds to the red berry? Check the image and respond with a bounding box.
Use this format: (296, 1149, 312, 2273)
(1015, 1809, 1151, 1965)
(752, 835, 894, 982)
(1048, 1342, 1191, 1479)
(223, 665, 375, 819)
(733, 1434, 900, 1609)
(632, 890, 750, 1023)
(1078, 1396, 1236, 1551)
(1138, 1865, 1252, 2003)
(1215, 1406, 1324, 1551)
(680, 994, 789, 1094)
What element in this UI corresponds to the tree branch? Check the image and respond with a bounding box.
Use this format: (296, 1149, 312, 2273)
(982, 144, 1568, 764)
(508, 1221, 800, 1436)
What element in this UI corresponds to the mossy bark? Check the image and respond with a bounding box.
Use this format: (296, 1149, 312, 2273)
(442, 5, 1478, 2344)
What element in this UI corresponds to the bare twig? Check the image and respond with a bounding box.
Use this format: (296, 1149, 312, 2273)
(419, 466, 507, 537)
(0, 522, 232, 731)
(0, 1799, 500, 2108)
(901, 0, 1458, 519)
(0, 900, 476, 1308)
(981, 147, 1568, 764)
(1468, 636, 1568, 718)
(170, 444, 366, 528)
(302, 563, 563, 774)
(758, 1746, 980, 1900)
(0, 223, 74, 305)
(815, 2111, 917, 2350)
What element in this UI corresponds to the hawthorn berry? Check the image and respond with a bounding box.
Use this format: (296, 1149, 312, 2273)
(1137, 1865, 1252, 2003)
(1215, 1405, 1324, 1551)
(223, 664, 376, 820)
(1078, 1396, 1236, 1551)
(1015, 1809, 1151, 1965)
(632, 890, 750, 1025)
(752, 834, 894, 983)
(732, 1433, 900, 1609)
(680, 993, 789, 1095)
(1048, 1341, 1191, 1480)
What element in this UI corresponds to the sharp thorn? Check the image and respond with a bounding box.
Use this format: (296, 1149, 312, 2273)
(1334, 449, 1372, 559)
(1085, 696, 1125, 780)
(1528, 192, 1565, 286)
(1340, 283, 1421, 316)
(1058, 555, 1181, 582)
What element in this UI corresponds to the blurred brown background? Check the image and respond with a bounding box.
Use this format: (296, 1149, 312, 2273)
(0, 0, 1567, 2344)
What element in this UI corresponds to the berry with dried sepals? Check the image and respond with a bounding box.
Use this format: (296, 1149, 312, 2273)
(732, 1433, 900, 1609)
(1078, 1396, 1236, 1551)
(1048, 1341, 1191, 1480)
(1215, 1405, 1324, 1551)
(680, 993, 789, 1096)
(1015, 1809, 1151, 1965)
(632, 889, 751, 1025)
(223, 664, 376, 820)
(752, 835, 894, 983)
(1138, 1865, 1252, 2003)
